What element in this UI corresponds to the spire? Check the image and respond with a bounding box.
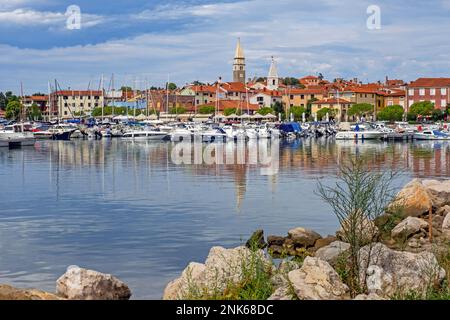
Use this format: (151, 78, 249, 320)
(268, 56, 278, 78)
(267, 56, 279, 90)
(234, 38, 245, 59)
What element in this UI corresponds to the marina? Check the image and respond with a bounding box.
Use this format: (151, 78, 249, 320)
(0, 137, 449, 299)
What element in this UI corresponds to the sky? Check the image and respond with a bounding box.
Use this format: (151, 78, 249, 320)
(1, 0, 450, 94)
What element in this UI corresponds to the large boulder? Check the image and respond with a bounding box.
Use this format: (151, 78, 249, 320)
(313, 236, 338, 251)
(358, 243, 446, 297)
(336, 216, 379, 245)
(288, 227, 322, 248)
(315, 241, 351, 265)
(390, 180, 432, 217)
(443, 213, 450, 240)
(163, 246, 271, 300)
(391, 217, 428, 241)
(288, 257, 350, 300)
(56, 266, 131, 300)
(267, 286, 295, 300)
(0, 285, 62, 300)
(163, 262, 206, 300)
(422, 180, 450, 208)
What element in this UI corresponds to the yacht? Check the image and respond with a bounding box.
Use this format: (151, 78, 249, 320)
(122, 129, 168, 140)
(196, 127, 227, 142)
(0, 123, 36, 147)
(414, 130, 450, 140)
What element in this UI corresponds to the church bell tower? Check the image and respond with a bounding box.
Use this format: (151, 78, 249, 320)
(233, 38, 246, 84)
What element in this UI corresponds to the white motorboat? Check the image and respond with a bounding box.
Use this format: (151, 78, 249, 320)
(414, 130, 450, 140)
(246, 128, 258, 139)
(122, 129, 168, 140)
(196, 127, 227, 142)
(170, 127, 193, 142)
(0, 124, 36, 147)
(258, 127, 271, 139)
(335, 130, 384, 140)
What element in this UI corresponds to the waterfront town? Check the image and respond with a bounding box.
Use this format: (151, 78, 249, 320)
(1, 39, 449, 124)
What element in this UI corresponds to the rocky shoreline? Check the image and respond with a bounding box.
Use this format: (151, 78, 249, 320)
(163, 179, 450, 301)
(1, 179, 449, 300)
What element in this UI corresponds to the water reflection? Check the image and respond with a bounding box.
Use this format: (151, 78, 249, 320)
(0, 138, 449, 299)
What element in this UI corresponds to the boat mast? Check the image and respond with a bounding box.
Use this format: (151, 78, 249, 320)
(20, 81, 25, 122)
(47, 81, 52, 122)
(101, 74, 104, 122)
(112, 73, 115, 118)
(166, 74, 170, 115)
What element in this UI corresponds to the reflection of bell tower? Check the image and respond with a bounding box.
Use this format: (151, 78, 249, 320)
(234, 166, 247, 211)
(233, 38, 246, 84)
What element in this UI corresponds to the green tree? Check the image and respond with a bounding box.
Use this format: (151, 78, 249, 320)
(198, 105, 215, 114)
(5, 100, 21, 120)
(348, 103, 374, 118)
(169, 106, 186, 114)
(282, 77, 302, 87)
(223, 108, 237, 116)
(290, 106, 306, 121)
(377, 105, 404, 122)
(0, 92, 7, 110)
(255, 77, 266, 83)
(409, 101, 434, 119)
(257, 107, 274, 115)
(120, 86, 133, 92)
(28, 103, 42, 120)
(431, 109, 444, 121)
(317, 107, 335, 121)
(167, 83, 177, 91)
(307, 97, 319, 115)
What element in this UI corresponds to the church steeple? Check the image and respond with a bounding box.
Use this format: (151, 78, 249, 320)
(267, 56, 279, 90)
(233, 38, 246, 84)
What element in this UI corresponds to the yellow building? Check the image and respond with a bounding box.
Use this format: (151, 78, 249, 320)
(282, 88, 326, 109)
(311, 98, 355, 122)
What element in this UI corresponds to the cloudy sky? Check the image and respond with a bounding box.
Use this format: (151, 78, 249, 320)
(1, 0, 450, 94)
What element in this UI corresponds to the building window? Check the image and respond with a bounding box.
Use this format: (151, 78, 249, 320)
(64, 103, 68, 107)
(94, 96, 99, 100)
(196, 100, 199, 105)
(63, 96, 68, 100)
(388, 101, 393, 106)
(442, 100, 447, 107)
(408, 89, 414, 96)
(64, 111, 68, 115)
(431, 100, 436, 106)
(419, 88, 425, 96)
(290, 104, 294, 107)
(300, 95, 305, 99)
(290, 95, 294, 100)
(88, 103, 91, 107)
(311, 94, 315, 98)
(430, 88, 436, 96)
(72, 103, 75, 107)
(257, 97, 264, 102)
(441, 88, 447, 95)
(409, 100, 414, 107)
(80, 103, 84, 107)
(301, 104, 305, 107)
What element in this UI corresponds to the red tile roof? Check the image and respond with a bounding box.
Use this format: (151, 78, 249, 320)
(55, 90, 103, 96)
(312, 98, 354, 105)
(220, 82, 247, 92)
(408, 78, 450, 88)
(284, 88, 326, 95)
(253, 88, 282, 96)
(197, 99, 260, 111)
(190, 85, 217, 94)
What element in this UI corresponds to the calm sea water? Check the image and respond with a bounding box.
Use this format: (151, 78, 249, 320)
(0, 138, 449, 299)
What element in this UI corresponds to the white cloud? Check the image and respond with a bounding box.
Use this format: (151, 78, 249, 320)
(1, 0, 450, 93)
(0, 7, 105, 28)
